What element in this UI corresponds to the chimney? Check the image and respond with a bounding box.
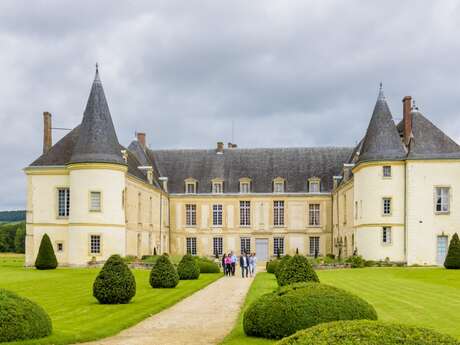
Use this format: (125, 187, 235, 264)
(216, 142, 224, 154)
(137, 132, 146, 149)
(402, 96, 412, 146)
(43, 112, 52, 154)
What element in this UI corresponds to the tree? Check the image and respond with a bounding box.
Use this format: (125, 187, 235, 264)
(177, 254, 200, 280)
(444, 233, 460, 269)
(35, 234, 58, 270)
(14, 223, 26, 253)
(93, 255, 136, 304)
(150, 254, 179, 288)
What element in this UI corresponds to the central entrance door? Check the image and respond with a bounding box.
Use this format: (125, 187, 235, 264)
(255, 238, 269, 262)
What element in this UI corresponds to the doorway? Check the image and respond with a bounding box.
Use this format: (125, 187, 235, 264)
(255, 238, 269, 261)
(437, 235, 448, 266)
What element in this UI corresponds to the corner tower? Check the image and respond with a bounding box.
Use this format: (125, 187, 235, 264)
(67, 66, 128, 265)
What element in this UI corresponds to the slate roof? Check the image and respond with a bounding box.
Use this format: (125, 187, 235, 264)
(357, 88, 406, 163)
(396, 111, 460, 159)
(69, 68, 125, 165)
(144, 147, 353, 194)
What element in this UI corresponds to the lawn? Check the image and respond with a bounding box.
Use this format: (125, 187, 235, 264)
(0, 254, 221, 345)
(221, 268, 460, 345)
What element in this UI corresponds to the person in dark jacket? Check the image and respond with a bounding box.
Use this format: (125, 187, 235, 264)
(240, 252, 249, 278)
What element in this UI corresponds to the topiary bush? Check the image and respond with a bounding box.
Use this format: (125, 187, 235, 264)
(277, 254, 319, 286)
(275, 255, 291, 279)
(444, 233, 460, 269)
(150, 254, 179, 288)
(195, 257, 220, 273)
(276, 320, 460, 345)
(266, 259, 280, 274)
(0, 289, 52, 342)
(93, 254, 136, 304)
(178, 254, 200, 280)
(243, 283, 377, 339)
(345, 255, 365, 268)
(35, 233, 58, 270)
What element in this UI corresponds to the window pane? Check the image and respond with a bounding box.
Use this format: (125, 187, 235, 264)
(240, 237, 250, 254)
(90, 235, 101, 254)
(309, 236, 320, 256)
(58, 188, 70, 217)
(213, 204, 223, 226)
(213, 237, 223, 256)
(309, 181, 320, 193)
(274, 237, 284, 255)
(186, 237, 197, 255)
(90, 192, 101, 211)
(274, 201, 284, 226)
(309, 204, 320, 226)
(383, 166, 391, 177)
(240, 201, 251, 226)
(383, 198, 391, 215)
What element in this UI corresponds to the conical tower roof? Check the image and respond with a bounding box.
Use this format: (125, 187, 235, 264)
(358, 85, 406, 163)
(70, 66, 125, 165)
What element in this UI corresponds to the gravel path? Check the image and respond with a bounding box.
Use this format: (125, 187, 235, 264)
(78, 275, 253, 345)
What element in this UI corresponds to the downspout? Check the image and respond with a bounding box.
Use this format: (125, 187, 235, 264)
(404, 161, 408, 263)
(159, 192, 163, 254)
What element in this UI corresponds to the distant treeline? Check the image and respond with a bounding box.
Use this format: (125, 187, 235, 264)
(0, 210, 26, 222)
(0, 222, 25, 253)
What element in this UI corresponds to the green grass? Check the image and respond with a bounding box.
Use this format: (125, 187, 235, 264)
(0, 254, 221, 345)
(221, 268, 460, 345)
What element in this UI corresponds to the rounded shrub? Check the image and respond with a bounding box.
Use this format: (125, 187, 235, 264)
(243, 283, 377, 340)
(178, 254, 200, 280)
(0, 289, 52, 342)
(276, 320, 460, 345)
(93, 254, 136, 304)
(277, 254, 319, 286)
(150, 254, 179, 288)
(35, 233, 58, 270)
(266, 259, 279, 274)
(195, 257, 220, 273)
(444, 233, 460, 269)
(275, 255, 291, 279)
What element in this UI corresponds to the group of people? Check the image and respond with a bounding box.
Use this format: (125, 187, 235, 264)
(222, 252, 257, 278)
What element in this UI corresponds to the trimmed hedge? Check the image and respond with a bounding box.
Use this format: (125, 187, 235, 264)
(275, 255, 291, 279)
(266, 259, 279, 274)
(445, 233, 460, 269)
(0, 289, 52, 342)
(178, 254, 200, 280)
(243, 283, 377, 339)
(276, 320, 460, 345)
(195, 257, 220, 273)
(93, 255, 136, 304)
(35, 234, 58, 270)
(277, 255, 319, 286)
(150, 254, 179, 288)
(345, 255, 366, 268)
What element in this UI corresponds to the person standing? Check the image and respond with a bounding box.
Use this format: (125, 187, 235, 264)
(251, 252, 257, 276)
(225, 253, 232, 276)
(222, 254, 227, 275)
(248, 253, 255, 277)
(240, 252, 248, 278)
(231, 251, 237, 276)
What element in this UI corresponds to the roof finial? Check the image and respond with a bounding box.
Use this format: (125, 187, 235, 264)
(411, 99, 419, 112)
(378, 82, 385, 100)
(94, 62, 100, 82)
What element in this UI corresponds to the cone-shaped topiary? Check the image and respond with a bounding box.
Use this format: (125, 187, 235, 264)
(444, 233, 460, 269)
(93, 254, 136, 304)
(277, 254, 319, 286)
(35, 234, 58, 270)
(275, 255, 291, 279)
(0, 289, 52, 342)
(150, 254, 179, 288)
(178, 254, 200, 280)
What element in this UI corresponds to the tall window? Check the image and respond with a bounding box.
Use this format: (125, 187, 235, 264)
(240, 182, 250, 193)
(186, 237, 197, 255)
(240, 237, 251, 254)
(213, 237, 223, 256)
(383, 166, 392, 177)
(212, 182, 223, 194)
(58, 188, 70, 217)
(240, 201, 251, 226)
(309, 236, 320, 256)
(90, 191, 101, 212)
(309, 204, 320, 226)
(186, 204, 196, 226)
(274, 201, 285, 226)
(274, 237, 284, 255)
(213, 204, 223, 226)
(435, 187, 450, 213)
(186, 182, 196, 194)
(383, 198, 391, 215)
(309, 180, 320, 193)
(355, 201, 358, 220)
(274, 181, 284, 193)
(382, 227, 392, 244)
(90, 235, 101, 254)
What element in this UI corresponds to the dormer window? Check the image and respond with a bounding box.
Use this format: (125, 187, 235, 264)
(383, 166, 392, 178)
(212, 178, 224, 194)
(185, 178, 197, 194)
(308, 178, 321, 193)
(273, 177, 285, 193)
(239, 178, 252, 194)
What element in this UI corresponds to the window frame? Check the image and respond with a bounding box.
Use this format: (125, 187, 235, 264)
(382, 165, 392, 178)
(212, 204, 223, 227)
(382, 197, 392, 216)
(185, 178, 198, 194)
(435, 186, 450, 214)
(273, 237, 285, 255)
(309, 236, 320, 256)
(308, 177, 321, 193)
(308, 203, 321, 227)
(211, 178, 224, 194)
(89, 191, 102, 212)
(273, 200, 285, 227)
(240, 237, 251, 254)
(89, 234, 102, 256)
(213, 237, 223, 256)
(186, 237, 197, 255)
(57, 187, 70, 218)
(240, 201, 251, 227)
(273, 177, 285, 193)
(56, 241, 64, 253)
(382, 226, 392, 245)
(185, 204, 197, 226)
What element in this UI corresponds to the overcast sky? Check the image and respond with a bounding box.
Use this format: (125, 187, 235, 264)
(1, 1, 460, 210)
